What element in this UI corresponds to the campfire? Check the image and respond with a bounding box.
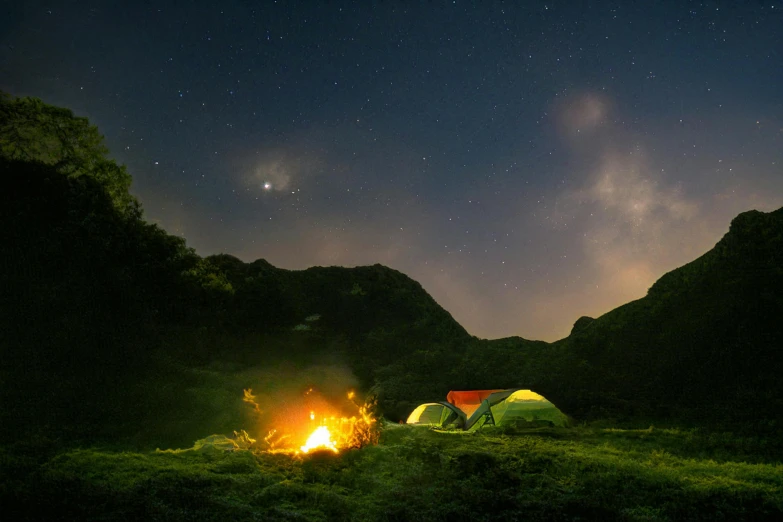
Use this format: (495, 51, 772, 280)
(301, 426, 337, 453)
(244, 387, 378, 454)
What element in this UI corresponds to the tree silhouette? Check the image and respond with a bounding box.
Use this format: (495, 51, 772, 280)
(0, 91, 136, 212)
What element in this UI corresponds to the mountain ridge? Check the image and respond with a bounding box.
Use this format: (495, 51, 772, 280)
(536, 206, 783, 423)
(4, 151, 781, 442)
(3, 92, 782, 446)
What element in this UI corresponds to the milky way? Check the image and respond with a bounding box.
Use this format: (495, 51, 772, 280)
(3, 1, 782, 340)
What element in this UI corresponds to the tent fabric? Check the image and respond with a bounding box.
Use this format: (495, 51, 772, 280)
(406, 402, 465, 428)
(446, 390, 504, 417)
(406, 402, 463, 428)
(407, 403, 448, 425)
(489, 390, 568, 427)
(407, 389, 568, 430)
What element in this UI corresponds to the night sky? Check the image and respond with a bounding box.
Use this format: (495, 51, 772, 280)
(3, 1, 782, 341)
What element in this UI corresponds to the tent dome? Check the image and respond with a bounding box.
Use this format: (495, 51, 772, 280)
(407, 389, 567, 430)
(406, 402, 465, 428)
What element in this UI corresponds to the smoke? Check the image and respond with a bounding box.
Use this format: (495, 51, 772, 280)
(231, 362, 383, 451)
(240, 363, 359, 407)
(237, 363, 361, 430)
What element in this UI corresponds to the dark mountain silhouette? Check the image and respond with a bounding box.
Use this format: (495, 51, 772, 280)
(2, 93, 782, 447)
(543, 207, 783, 425)
(357, 208, 783, 427)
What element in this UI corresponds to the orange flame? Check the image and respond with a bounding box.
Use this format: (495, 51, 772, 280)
(243, 387, 379, 454)
(300, 426, 338, 453)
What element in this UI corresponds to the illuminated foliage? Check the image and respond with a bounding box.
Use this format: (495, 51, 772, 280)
(5, 426, 782, 520)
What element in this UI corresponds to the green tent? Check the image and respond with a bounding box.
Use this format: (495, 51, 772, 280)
(406, 389, 567, 430)
(486, 389, 568, 427)
(405, 402, 466, 429)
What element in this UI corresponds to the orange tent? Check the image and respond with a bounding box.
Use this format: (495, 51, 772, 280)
(446, 390, 504, 417)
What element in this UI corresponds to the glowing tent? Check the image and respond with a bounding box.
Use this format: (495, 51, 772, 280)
(405, 402, 466, 429)
(406, 389, 568, 430)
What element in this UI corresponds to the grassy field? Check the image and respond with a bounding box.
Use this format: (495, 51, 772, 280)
(2, 424, 782, 521)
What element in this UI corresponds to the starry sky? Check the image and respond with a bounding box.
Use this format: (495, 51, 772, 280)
(2, 1, 782, 341)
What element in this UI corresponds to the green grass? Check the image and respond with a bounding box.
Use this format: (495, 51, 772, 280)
(2, 426, 781, 521)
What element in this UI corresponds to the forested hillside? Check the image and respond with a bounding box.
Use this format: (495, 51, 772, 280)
(2, 93, 782, 450)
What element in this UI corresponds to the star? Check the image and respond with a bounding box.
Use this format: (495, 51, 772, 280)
(4, 1, 780, 341)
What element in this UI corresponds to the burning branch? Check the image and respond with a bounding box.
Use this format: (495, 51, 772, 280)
(243, 388, 263, 415)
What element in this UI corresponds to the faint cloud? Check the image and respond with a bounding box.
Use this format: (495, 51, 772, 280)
(557, 92, 610, 138)
(247, 152, 297, 192)
(537, 94, 781, 340)
(570, 148, 702, 307)
(580, 150, 699, 242)
(253, 155, 293, 191)
(527, 93, 714, 336)
(244, 146, 321, 193)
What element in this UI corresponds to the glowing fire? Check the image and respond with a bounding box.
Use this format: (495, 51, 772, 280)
(243, 388, 379, 455)
(300, 426, 338, 453)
